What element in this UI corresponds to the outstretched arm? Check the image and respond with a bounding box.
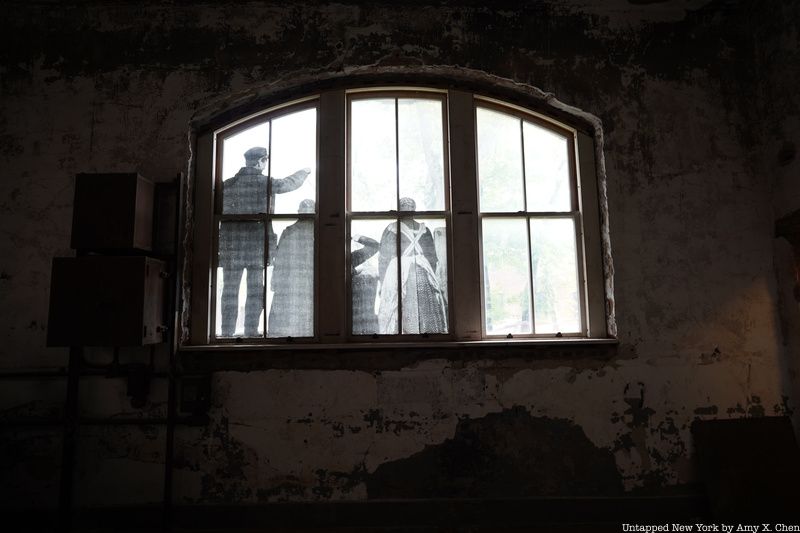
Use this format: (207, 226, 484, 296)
(271, 168, 311, 194)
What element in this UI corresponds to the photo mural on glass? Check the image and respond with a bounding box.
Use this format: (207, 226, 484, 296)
(267, 211, 315, 338)
(477, 104, 582, 336)
(215, 106, 317, 338)
(368, 211, 448, 335)
(217, 220, 266, 337)
(349, 95, 449, 335)
(350, 218, 394, 335)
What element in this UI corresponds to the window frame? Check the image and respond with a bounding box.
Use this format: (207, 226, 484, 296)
(209, 98, 321, 344)
(345, 88, 454, 341)
(475, 98, 586, 339)
(185, 86, 608, 348)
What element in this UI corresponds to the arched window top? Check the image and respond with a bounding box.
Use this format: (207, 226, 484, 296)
(191, 69, 602, 136)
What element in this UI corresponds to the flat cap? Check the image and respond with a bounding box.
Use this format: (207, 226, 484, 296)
(244, 146, 268, 161)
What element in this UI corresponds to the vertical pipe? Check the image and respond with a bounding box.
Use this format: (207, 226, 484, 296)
(162, 357, 176, 532)
(58, 346, 81, 532)
(163, 174, 183, 531)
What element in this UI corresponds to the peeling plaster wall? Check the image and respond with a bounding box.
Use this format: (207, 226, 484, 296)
(0, 0, 794, 508)
(758, 2, 800, 437)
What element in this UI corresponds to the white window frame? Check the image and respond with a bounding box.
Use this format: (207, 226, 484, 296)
(346, 88, 453, 341)
(185, 87, 608, 347)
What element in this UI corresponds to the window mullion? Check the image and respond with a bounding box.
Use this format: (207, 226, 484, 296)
(519, 118, 536, 335)
(394, 98, 403, 334)
(447, 90, 482, 340)
(262, 120, 273, 339)
(318, 90, 347, 342)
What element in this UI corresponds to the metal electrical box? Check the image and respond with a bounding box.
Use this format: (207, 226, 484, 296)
(71, 173, 154, 252)
(47, 256, 167, 346)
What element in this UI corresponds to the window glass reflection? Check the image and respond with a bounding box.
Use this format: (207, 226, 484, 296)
(398, 98, 445, 211)
(482, 218, 532, 335)
(351, 99, 396, 212)
(530, 218, 581, 334)
(523, 122, 571, 212)
(271, 108, 317, 214)
(477, 107, 524, 212)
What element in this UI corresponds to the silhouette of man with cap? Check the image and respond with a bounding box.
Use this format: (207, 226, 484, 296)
(219, 146, 310, 337)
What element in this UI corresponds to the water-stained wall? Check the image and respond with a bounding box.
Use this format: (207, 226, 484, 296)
(764, 2, 800, 441)
(0, 0, 795, 509)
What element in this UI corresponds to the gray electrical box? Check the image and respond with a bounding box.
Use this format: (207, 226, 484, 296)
(47, 256, 167, 346)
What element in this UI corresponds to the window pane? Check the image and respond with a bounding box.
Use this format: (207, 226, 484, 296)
(360, 217, 449, 336)
(477, 107, 524, 213)
(398, 98, 445, 211)
(400, 217, 448, 334)
(271, 108, 317, 215)
(374, 219, 400, 334)
(530, 218, 581, 334)
(351, 99, 396, 212)
(267, 217, 315, 338)
(482, 218, 531, 335)
(351, 219, 392, 335)
(524, 121, 571, 212)
(216, 221, 265, 337)
(221, 122, 270, 215)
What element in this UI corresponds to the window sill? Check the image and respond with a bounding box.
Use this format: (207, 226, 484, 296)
(178, 337, 619, 372)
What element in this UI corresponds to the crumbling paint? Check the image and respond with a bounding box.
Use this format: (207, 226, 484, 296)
(694, 405, 718, 416)
(1, 0, 798, 510)
(366, 407, 622, 498)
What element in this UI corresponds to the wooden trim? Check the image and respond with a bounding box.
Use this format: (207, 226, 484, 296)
(211, 96, 319, 140)
(318, 90, 347, 341)
(576, 131, 607, 338)
(189, 132, 214, 344)
(185, 86, 610, 348)
(449, 90, 482, 340)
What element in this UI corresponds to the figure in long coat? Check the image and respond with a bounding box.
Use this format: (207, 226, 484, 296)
(377, 197, 447, 334)
(267, 199, 315, 337)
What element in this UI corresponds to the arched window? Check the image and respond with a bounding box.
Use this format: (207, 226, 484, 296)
(186, 87, 609, 346)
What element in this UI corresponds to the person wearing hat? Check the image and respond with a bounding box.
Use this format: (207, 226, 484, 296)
(219, 146, 311, 337)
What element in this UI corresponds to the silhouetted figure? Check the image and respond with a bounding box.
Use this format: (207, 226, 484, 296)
(377, 197, 447, 334)
(219, 146, 310, 337)
(351, 233, 380, 334)
(268, 199, 315, 337)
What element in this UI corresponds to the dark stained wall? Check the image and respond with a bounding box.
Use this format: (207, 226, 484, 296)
(765, 1, 800, 449)
(0, 0, 797, 508)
